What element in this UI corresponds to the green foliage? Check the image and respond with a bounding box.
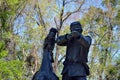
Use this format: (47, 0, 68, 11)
(105, 58, 120, 79)
(102, 0, 118, 7)
(2, 32, 12, 39)
(0, 41, 5, 50)
(116, 10, 120, 21)
(80, 0, 120, 79)
(0, 60, 24, 80)
(60, 26, 70, 35)
(0, 0, 17, 29)
(0, 41, 8, 59)
(7, 0, 19, 6)
(0, 10, 9, 30)
(0, 50, 8, 59)
(0, 0, 120, 79)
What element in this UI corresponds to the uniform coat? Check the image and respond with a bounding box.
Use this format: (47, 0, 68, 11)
(56, 34, 92, 77)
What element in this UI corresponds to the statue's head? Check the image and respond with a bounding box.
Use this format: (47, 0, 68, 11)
(70, 21, 83, 33)
(50, 28, 58, 33)
(49, 28, 58, 37)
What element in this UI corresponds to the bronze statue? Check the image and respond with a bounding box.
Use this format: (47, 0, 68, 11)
(32, 28, 59, 80)
(56, 21, 92, 80)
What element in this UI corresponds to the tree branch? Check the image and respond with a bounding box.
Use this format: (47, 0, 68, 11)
(37, 4, 46, 31)
(58, 55, 65, 64)
(54, 17, 59, 30)
(65, 0, 77, 5)
(8, 1, 27, 31)
(98, 31, 109, 45)
(59, 0, 66, 30)
(112, 49, 119, 59)
(63, 0, 85, 22)
(14, 1, 27, 21)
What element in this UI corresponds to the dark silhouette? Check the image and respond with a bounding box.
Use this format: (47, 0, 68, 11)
(43, 28, 58, 62)
(32, 28, 59, 80)
(56, 21, 92, 80)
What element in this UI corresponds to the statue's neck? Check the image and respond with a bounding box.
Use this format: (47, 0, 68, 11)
(40, 50, 53, 72)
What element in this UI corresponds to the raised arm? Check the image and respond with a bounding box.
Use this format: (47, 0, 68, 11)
(71, 31, 92, 48)
(56, 35, 68, 46)
(78, 35, 92, 48)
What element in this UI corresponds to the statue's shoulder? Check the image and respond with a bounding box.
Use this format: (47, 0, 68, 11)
(84, 35, 91, 39)
(84, 35, 92, 42)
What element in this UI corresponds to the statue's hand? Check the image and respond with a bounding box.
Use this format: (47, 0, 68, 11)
(48, 32, 56, 38)
(71, 31, 81, 38)
(48, 28, 58, 38)
(66, 34, 73, 40)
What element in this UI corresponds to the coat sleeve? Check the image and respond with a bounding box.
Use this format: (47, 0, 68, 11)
(56, 34, 68, 46)
(77, 35, 92, 48)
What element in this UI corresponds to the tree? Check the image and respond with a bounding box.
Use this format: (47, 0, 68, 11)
(0, 0, 29, 79)
(80, 0, 120, 79)
(1, 0, 120, 79)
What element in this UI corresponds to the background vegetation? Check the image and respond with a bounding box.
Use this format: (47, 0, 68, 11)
(0, 0, 120, 80)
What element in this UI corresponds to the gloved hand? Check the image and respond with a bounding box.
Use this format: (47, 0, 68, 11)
(48, 28, 58, 38)
(50, 28, 58, 33)
(71, 31, 81, 38)
(48, 32, 56, 38)
(66, 33, 73, 40)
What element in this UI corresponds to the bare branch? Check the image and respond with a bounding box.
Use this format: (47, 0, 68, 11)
(13, 1, 27, 21)
(9, 1, 27, 31)
(63, 0, 85, 22)
(54, 17, 59, 30)
(112, 49, 119, 59)
(65, 0, 77, 5)
(98, 31, 109, 45)
(29, 16, 40, 26)
(59, 0, 66, 30)
(37, 6, 46, 30)
(58, 55, 65, 64)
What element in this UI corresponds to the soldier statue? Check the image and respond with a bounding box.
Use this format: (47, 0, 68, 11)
(56, 21, 92, 80)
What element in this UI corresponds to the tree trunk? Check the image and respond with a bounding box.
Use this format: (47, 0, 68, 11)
(53, 31, 60, 72)
(53, 45, 59, 72)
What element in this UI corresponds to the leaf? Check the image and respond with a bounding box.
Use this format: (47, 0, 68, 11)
(0, 60, 24, 80)
(0, 50, 8, 59)
(0, 41, 5, 51)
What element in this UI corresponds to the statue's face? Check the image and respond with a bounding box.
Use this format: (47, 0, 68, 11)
(70, 25, 82, 33)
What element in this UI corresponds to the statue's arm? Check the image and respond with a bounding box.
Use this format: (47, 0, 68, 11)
(43, 37, 49, 49)
(56, 35, 68, 46)
(77, 35, 92, 48)
(43, 35, 55, 50)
